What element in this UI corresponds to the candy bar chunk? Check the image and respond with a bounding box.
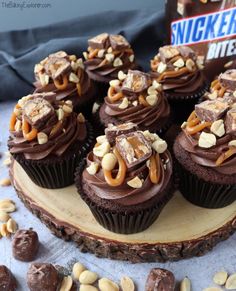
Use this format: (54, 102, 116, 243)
(219, 69, 236, 91)
(88, 33, 109, 49)
(195, 100, 229, 122)
(45, 57, 71, 79)
(105, 122, 138, 145)
(177, 46, 196, 60)
(159, 46, 180, 63)
(225, 108, 236, 134)
(122, 70, 150, 94)
(48, 51, 68, 59)
(145, 268, 175, 291)
(109, 34, 130, 50)
(23, 97, 54, 127)
(116, 131, 152, 168)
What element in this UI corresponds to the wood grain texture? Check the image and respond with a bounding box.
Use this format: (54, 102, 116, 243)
(11, 159, 236, 263)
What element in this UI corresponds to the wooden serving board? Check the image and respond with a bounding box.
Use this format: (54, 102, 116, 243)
(11, 159, 236, 263)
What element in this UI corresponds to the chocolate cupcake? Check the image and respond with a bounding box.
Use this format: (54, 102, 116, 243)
(75, 123, 173, 234)
(83, 33, 138, 99)
(174, 98, 236, 208)
(8, 92, 93, 189)
(203, 69, 236, 104)
(99, 70, 171, 133)
(150, 45, 207, 122)
(34, 51, 96, 115)
(0, 266, 17, 291)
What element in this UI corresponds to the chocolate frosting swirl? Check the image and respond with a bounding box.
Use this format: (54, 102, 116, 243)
(178, 131, 236, 175)
(34, 51, 95, 108)
(84, 33, 137, 82)
(150, 45, 205, 96)
(178, 97, 236, 175)
(8, 94, 87, 160)
(101, 70, 170, 131)
(83, 150, 172, 206)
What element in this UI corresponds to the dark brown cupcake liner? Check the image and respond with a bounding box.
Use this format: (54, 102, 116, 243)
(12, 122, 94, 189)
(92, 80, 109, 103)
(75, 160, 174, 234)
(165, 83, 209, 124)
(176, 161, 236, 209)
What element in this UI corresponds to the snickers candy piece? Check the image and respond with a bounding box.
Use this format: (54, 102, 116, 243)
(225, 108, 236, 134)
(219, 69, 236, 91)
(122, 70, 151, 94)
(116, 131, 152, 168)
(105, 122, 138, 145)
(88, 33, 109, 49)
(109, 34, 130, 50)
(159, 46, 180, 63)
(0, 265, 17, 291)
(195, 99, 229, 122)
(45, 57, 71, 80)
(12, 229, 39, 262)
(177, 46, 196, 60)
(27, 263, 59, 291)
(145, 268, 175, 291)
(23, 97, 54, 127)
(48, 51, 68, 59)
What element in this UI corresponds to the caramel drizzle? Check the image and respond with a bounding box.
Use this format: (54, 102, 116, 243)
(87, 47, 134, 60)
(157, 67, 189, 82)
(216, 147, 236, 166)
(185, 111, 211, 135)
(10, 103, 38, 141)
(107, 86, 123, 102)
(54, 75, 68, 90)
(210, 79, 226, 98)
(103, 147, 127, 187)
(149, 153, 161, 184)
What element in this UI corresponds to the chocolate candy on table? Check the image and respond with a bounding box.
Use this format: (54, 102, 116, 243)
(27, 263, 59, 291)
(105, 122, 138, 145)
(12, 229, 39, 262)
(116, 131, 152, 168)
(0, 265, 17, 291)
(122, 70, 151, 94)
(145, 268, 175, 291)
(195, 100, 229, 122)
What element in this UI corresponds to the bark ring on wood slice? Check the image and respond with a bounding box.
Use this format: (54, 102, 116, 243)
(10, 159, 236, 263)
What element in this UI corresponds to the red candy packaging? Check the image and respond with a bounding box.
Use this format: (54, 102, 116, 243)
(166, 0, 236, 80)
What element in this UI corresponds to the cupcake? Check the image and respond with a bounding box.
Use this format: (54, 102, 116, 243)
(34, 51, 96, 115)
(99, 69, 171, 133)
(8, 92, 93, 189)
(83, 33, 138, 99)
(203, 69, 236, 103)
(174, 98, 236, 208)
(150, 45, 207, 122)
(75, 123, 173, 234)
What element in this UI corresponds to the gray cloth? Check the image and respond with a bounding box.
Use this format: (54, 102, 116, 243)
(0, 9, 165, 100)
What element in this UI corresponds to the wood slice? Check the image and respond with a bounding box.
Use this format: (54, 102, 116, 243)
(11, 159, 236, 263)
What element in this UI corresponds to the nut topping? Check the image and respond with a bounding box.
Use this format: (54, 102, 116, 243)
(118, 97, 129, 109)
(210, 119, 225, 137)
(37, 132, 48, 145)
(127, 176, 143, 188)
(86, 162, 99, 175)
(101, 153, 117, 171)
(93, 142, 111, 158)
(198, 132, 216, 148)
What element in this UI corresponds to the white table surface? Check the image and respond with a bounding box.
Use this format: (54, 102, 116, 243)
(0, 101, 235, 291)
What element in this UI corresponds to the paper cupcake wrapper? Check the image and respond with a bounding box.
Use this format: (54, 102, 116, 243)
(75, 160, 174, 234)
(165, 83, 209, 124)
(13, 122, 94, 189)
(176, 162, 236, 209)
